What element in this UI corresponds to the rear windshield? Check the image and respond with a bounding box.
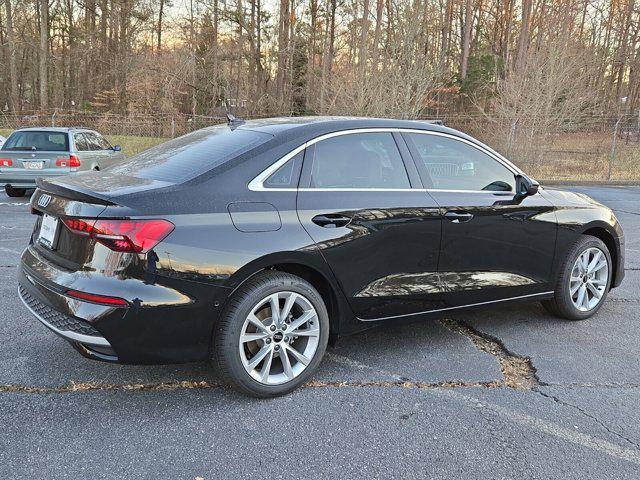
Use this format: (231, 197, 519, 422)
(106, 125, 272, 183)
(2, 131, 69, 151)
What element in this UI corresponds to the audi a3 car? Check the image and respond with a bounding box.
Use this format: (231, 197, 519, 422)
(1, 127, 124, 197)
(18, 117, 625, 397)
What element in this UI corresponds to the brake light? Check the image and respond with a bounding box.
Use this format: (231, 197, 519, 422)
(62, 218, 174, 253)
(0, 158, 12, 167)
(66, 289, 128, 307)
(56, 155, 81, 168)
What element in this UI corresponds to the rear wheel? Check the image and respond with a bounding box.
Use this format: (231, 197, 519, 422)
(4, 186, 27, 197)
(542, 235, 612, 320)
(213, 271, 329, 397)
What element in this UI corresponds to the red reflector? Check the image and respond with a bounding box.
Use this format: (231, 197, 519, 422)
(0, 158, 13, 167)
(66, 289, 128, 306)
(57, 155, 80, 168)
(62, 218, 174, 253)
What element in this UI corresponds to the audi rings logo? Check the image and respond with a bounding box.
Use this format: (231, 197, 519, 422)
(37, 194, 52, 209)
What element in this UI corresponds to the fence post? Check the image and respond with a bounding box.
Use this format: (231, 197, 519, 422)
(51, 108, 57, 127)
(608, 117, 621, 181)
(171, 118, 176, 138)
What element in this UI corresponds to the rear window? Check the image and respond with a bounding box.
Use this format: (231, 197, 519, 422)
(2, 131, 69, 151)
(107, 126, 272, 183)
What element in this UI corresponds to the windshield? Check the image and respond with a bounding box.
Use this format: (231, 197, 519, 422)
(106, 125, 273, 183)
(2, 131, 69, 151)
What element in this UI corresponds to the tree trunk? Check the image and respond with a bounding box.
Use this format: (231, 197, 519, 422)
(39, 0, 49, 111)
(276, 0, 290, 104)
(306, 0, 318, 109)
(358, 0, 370, 76)
(515, 0, 532, 71)
(5, 0, 19, 111)
(157, 0, 165, 52)
(319, 0, 336, 112)
(371, 0, 384, 67)
(460, 0, 473, 80)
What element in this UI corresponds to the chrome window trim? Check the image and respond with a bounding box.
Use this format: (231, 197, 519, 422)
(248, 128, 523, 192)
(357, 291, 554, 322)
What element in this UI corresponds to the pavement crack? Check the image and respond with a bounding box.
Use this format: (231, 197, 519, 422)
(1, 379, 505, 395)
(440, 318, 540, 389)
(0, 380, 220, 393)
(535, 388, 640, 450)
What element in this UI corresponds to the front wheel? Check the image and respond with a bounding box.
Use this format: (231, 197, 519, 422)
(213, 271, 329, 397)
(4, 186, 27, 197)
(542, 235, 612, 320)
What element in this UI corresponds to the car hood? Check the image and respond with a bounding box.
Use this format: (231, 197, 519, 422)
(540, 187, 607, 209)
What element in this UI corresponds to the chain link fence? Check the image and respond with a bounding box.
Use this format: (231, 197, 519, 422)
(1, 110, 639, 182)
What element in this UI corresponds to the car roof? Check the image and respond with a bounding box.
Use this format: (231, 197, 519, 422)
(12, 127, 94, 134)
(235, 115, 454, 137)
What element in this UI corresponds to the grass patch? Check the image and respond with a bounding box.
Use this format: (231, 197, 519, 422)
(106, 135, 167, 156)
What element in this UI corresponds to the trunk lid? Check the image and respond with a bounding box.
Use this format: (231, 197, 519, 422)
(30, 172, 171, 271)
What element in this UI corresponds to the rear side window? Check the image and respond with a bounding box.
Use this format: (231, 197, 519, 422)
(83, 132, 104, 151)
(107, 126, 272, 183)
(84, 132, 112, 150)
(74, 133, 89, 151)
(309, 132, 410, 189)
(265, 151, 303, 188)
(3, 131, 69, 152)
(406, 133, 514, 192)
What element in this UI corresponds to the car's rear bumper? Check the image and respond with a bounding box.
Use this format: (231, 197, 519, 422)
(18, 245, 232, 364)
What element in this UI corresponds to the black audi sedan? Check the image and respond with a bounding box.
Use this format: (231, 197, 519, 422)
(18, 117, 625, 397)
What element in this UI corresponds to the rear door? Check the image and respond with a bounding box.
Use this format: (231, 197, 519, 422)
(72, 132, 96, 169)
(403, 131, 557, 307)
(296, 130, 443, 320)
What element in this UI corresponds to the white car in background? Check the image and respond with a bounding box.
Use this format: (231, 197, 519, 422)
(0, 136, 5, 148)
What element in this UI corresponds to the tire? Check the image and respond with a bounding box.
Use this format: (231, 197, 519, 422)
(212, 271, 330, 397)
(4, 186, 27, 197)
(542, 235, 612, 320)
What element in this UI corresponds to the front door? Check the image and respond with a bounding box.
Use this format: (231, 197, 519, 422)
(296, 131, 443, 320)
(402, 131, 557, 307)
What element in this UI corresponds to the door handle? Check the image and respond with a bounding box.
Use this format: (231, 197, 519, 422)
(444, 211, 474, 223)
(312, 214, 352, 228)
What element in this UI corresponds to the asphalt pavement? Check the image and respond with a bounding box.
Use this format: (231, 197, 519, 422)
(1, 185, 639, 479)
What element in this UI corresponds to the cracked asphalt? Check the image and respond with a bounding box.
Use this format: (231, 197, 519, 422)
(1, 185, 639, 479)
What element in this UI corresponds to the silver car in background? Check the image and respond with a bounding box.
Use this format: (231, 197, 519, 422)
(0, 127, 124, 197)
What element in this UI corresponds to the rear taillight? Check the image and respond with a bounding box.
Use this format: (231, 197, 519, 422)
(66, 289, 128, 307)
(56, 154, 81, 168)
(0, 158, 12, 167)
(62, 218, 174, 253)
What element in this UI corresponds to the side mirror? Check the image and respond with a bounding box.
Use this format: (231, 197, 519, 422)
(515, 174, 539, 199)
(112, 145, 122, 152)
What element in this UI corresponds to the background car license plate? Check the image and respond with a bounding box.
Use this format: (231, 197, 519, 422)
(24, 161, 44, 170)
(38, 214, 59, 249)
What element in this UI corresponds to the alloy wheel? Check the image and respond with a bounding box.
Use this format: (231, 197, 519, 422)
(239, 291, 320, 385)
(569, 247, 609, 312)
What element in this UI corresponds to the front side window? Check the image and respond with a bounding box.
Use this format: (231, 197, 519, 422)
(406, 133, 514, 192)
(3, 131, 69, 152)
(309, 132, 410, 189)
